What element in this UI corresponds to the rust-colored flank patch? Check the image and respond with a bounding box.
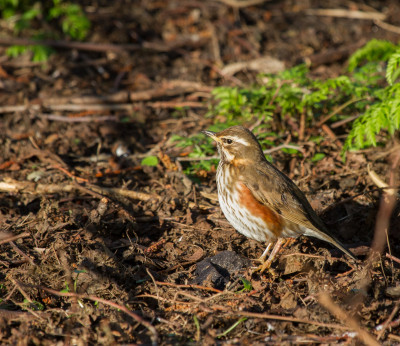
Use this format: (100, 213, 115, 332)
(237, 182, 283, 237)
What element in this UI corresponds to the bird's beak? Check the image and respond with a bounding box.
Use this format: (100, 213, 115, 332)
(202, 130, 222, 144)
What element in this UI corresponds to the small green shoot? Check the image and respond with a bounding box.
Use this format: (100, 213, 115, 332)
(236, 277, 253, 293)
(73, 269, 86, 293)
(22, 299, 44, 311)
(61, 282, 70, 293)
(193, 315, 201, 341)
(141, 156, 159, 167)
(311, 153, 326, 162)
(217, 317, 247, 338)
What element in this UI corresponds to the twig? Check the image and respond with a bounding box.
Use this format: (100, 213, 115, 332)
(146, 101, 206, 109)
(18, 282, 158, 345)
(146, 268, 160, 308)
(0, 37, 143, 52)
(305, 9, 386, 21)
(0, 36, 204, 53)
(9, 241, 35, 266)
(0, 81, 212, 114)
(39, 114, 119, 122)
(368, 152, 400, 258)
(331, 114, 361, 128)
(388, 334, 400, 342)
(230, 311, 350, 331)
(0, 232, 30, 245)
(376, 302, 400, 340)
(0, 309, 38, 320)
(52, 165, 89, 183)
(216, 0, 270, 8)
(0, 179, 159, 202)
(374, 20, 400, 35)
(302, 40, 367, 67)
(316, 97, 363, 127)
(318, 293, 380, 346)
(9, 277, 33, 303)
(386, 253, 400, 265)
(154, 281, 223, 293)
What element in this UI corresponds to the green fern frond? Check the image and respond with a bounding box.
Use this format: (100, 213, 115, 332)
(348, 39, 396, 72)
(386, 50, 400, 85)
(343, 97, 400, 152)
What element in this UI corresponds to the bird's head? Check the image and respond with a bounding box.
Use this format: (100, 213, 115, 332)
(202, 125, 264, 164)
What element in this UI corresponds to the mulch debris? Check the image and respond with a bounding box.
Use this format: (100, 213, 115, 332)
(0, 0, 400, 344)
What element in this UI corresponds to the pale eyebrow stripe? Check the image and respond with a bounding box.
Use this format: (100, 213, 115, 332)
(224, 136, 250, 146)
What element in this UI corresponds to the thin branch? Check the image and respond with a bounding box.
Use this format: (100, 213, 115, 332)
(318, 293, 380, 346)
(374, 20, 400, 35)
(154, 281, 223, 293)
(18, 282, 158, 345)
(306, 9, 386, 21)
(0, 36, 207, 53)
(0, 232, 30, 246)
(230, 311, 350, 331)
(316, 97, 363, 127)
(216, 0, 270, 8)
(376, 302, 400, 340)
(386, 253, 400, 265)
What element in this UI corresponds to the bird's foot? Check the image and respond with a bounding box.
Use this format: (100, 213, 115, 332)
(252, 238, 287, 275)
(251, 261, 277, 277)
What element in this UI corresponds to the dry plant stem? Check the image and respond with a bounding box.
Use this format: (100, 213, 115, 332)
(9, 241, 35, 266)
(369, 151, 400, 260)
(389, 334, 400, 342)
(139, 294, 351, 331)
(0, 179, 158, 203)
(0, 178, 213, 212)
(374, 19, 400, 34)
(9, 277, 33, 303)
(386, 253, 400, 264)
(154, 281, 222, 293)
(0, 36, 206, 53)
(0, 309, 37, 320)
(0, 232, 30, 245)
(18, 282, 158, 345)
(0, 80, 211, 114)
(376, 302, 400, 340)
(39, 114, 119, 122)
(227, 311, 350, 331)
(305, 8, 386, 20)
(303, 41, 367, 67)
(318, 293, 380, 346)
(316, 97, 363, 127)
(216, 0, 270, 8)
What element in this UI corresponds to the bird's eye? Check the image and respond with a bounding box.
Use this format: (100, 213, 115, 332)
(224, 138, 233, 144)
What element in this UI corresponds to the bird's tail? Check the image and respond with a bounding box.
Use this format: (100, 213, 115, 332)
(305, 229, 357, 260)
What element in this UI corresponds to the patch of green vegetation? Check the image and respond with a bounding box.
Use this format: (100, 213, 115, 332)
(174, 39, 400, 175)
(237, 277, 252, 292)
(22, 299, 44, 311)
(141, 155, 158, 167)
(1, 0, 90, 61)
(343, 43, 400, 154)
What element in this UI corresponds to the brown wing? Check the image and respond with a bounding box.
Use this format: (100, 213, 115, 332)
(241, 160, 328, 234)
(239, 160, 356, 260)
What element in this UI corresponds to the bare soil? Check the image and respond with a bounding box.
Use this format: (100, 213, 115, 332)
(1, 0, 400, 344)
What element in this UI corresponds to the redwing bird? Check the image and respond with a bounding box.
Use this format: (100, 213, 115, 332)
(202, 125, 356, 272)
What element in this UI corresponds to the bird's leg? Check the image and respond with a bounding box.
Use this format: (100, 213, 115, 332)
(282, 237, 296, 248)
(257, 243, 272, 263)
(258, 238, 287, 273)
